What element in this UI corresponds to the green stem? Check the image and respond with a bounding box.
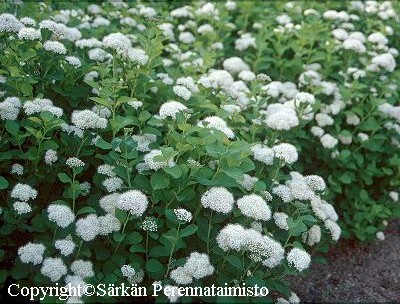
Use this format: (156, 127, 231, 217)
(114, 213, 131, 254)
(164, 223, 181, 279)
(75, 241, 83, 259)
(72, 172, 76, 213)
(52, 227, 58, 242)
(206, 210, 214, 255)
(145, 232, 149, 262)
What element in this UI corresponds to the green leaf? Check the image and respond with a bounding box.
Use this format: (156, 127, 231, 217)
(5, 120, 19, 135)
(139, 111, 151, 122)
(125, 232, 143, 245)
(150, 172, 170, 190)
(58, 173, 71, 183)
(146, 259, 165, 274)
(179, 224, 198, 238)
(77, 206, 97, 216)
(164, 165, 182, 179)
(95, 138, 112, 150)
(227, 255, 243, 270)
(113, 232, 125, 243)
(0, 176, 9, 190)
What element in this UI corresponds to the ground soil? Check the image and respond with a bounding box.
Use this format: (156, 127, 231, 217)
(290, 220, 400, 302)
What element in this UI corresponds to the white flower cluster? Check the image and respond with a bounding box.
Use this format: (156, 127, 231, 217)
(159, 101, 188, 119)
(170, 252, 214, 285)
(142, 149, 175, 171)
(174, 208, 192, 222)
(18, 242, 45, 265)
(71, 110, 107, 129)
(236, 194, 271, 221)
(11, 183, 37, 202)
(24, 98, 63, 118)
(0, 97, 21, 120)
(201, 187, 235, 213)
(117, 190, 149, 217)
(198, 116, 235, 139)
(216, 224, 285, 268)
(47, 204, 75, 228)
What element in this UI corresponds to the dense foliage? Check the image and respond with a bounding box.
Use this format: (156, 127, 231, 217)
(0, 1, 399, 303)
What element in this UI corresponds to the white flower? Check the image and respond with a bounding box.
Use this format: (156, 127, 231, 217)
(18, 27, 41, 40)
(71, 110, 107, 129)
(376, 231, 385, 241)
(371, 53, 396, 72)
(272, 143, 298, 164)
(24, 98, 63, 117)
(55, 239, 75, 256)
(238, 70, 256, 82)
(183, 252, 214, 279)
(102, 177, 124, 192)
(132, 133, 157, 152)
(48, 204, 75, 228)
(272, 185, 293, 203)
(144, 149, 175, 170)
(11, 183, 37, 202)
(159, 101, 188, 119)
(315, 113, 334, 127)
(88, 48, 112, 62)
(174, 208, 192, 222)
(0, 97, 20, 120)
(141, 217, 158, 232)
(305, 225, 321, 246)
(240, 174, 259, 191)
(18, 243, 45, 265)
(41, 258, 68, 282)
(273, 212, 289, 230)
(173, 85, 192, 100)
(251, 144, 274, 165)
(99, 193, 121, 214)
(13, 201, 32, 215)
(117, 190, 149, 217)
(127, 47, 149, 65)
(198, 116, 235, 139)
(66, 157, 85, 169)
(178, 32, 195, 44)
(216, 224, 247, 251)
(389, 191, 399, 202)
(235, 33, 256, 51)
(294, 92, 315, 105)
(98, 214, 121, 235)
(11, 163, 23, 175)
(45, 150, 58, 164)
(65, 56, 81, 67)
(0, 13, 24, 33)
(324, 219, 341, 241)
(201, 187, 235, 213)
(75, 214, 100, 242)
(264, 104, 299, 131)
(237, 194, 271, 221)
(43, 41, 67, 54)
(71, 260, 94, 278)
(97, 164, 116, 177)
(287, 248, 311, 271)
(170, 267, 193, 285)
(343, 38, 366, 53)
(320, 134, 338, 149)
(311, 126, 324, 137)
(305, 175, 326, 191)
(102, 32, 131, 53)
(121, 265, 135, 278)
(223, 57, 250, 75)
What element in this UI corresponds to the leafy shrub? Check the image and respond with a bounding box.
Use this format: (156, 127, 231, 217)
(0, 1, 398, 303)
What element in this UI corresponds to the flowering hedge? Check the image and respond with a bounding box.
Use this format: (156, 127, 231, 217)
(0, 1, 399, 303)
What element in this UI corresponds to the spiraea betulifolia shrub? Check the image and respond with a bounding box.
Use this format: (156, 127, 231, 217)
(0, 1, 398, 303)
